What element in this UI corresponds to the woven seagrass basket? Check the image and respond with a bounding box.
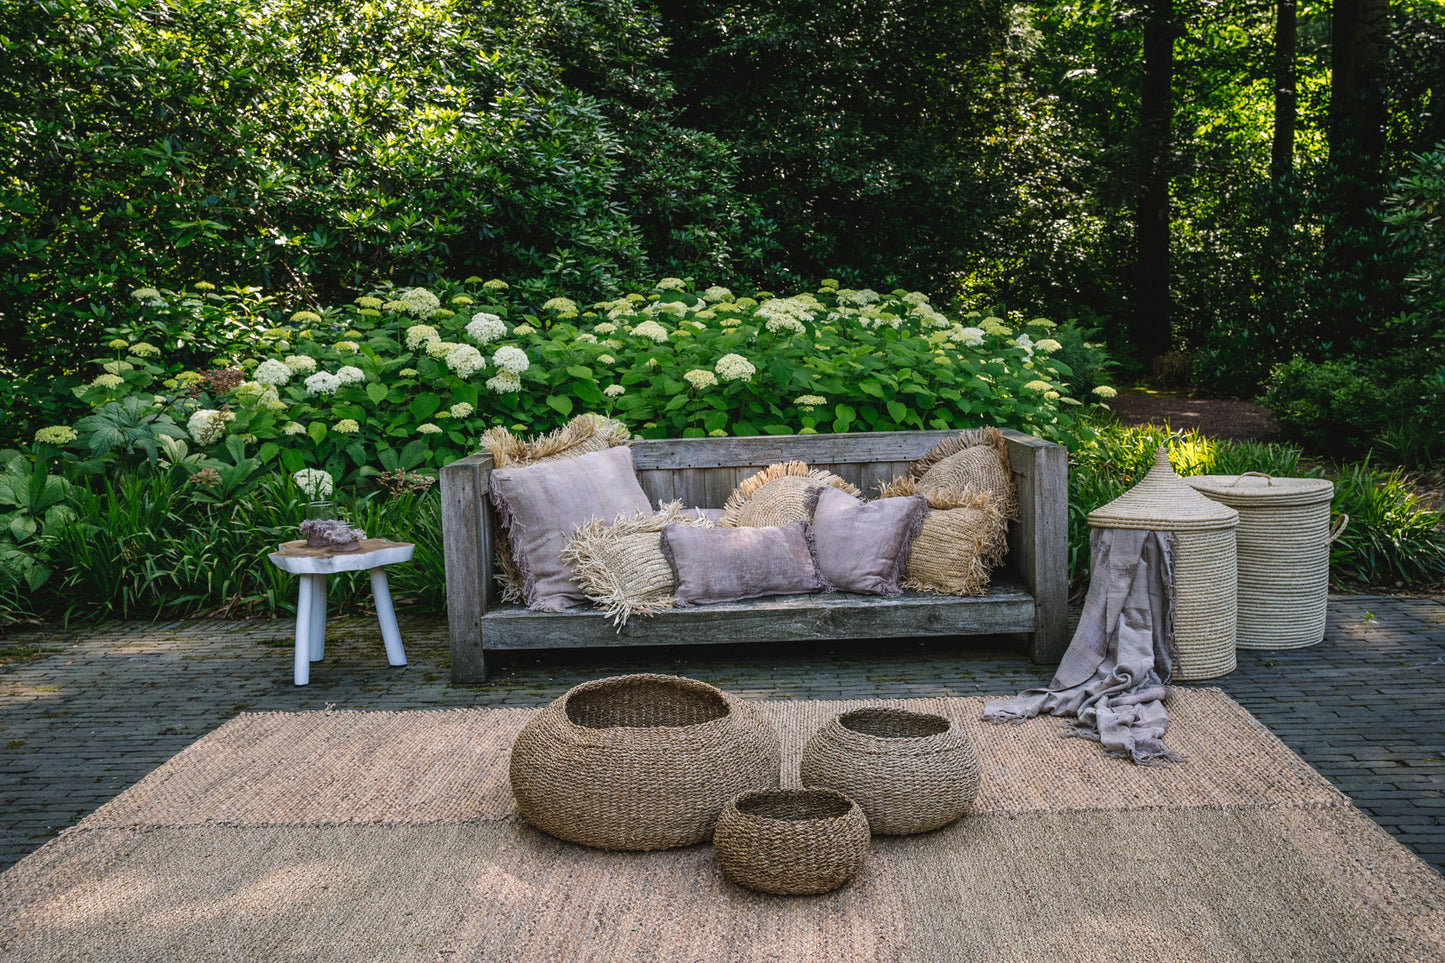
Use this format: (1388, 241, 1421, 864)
(1187, 473, 1343, 650)
(509, 674, 781, 851)
(1088, 448, 1240, 681)
(713, 787, 870, 895)
(800, 707, 980, 835)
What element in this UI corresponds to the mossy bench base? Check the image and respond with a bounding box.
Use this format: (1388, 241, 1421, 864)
(440, 429, 1068, 683)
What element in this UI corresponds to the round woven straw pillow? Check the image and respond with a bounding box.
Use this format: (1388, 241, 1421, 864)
(509, 674, 782, 851)
(800, 708, 981, 835)
(917, 446, 1012, 510)
(714, 787, 870, 895)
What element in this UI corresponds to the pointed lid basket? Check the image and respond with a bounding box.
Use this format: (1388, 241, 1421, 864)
(1088, 448, 1239, 532)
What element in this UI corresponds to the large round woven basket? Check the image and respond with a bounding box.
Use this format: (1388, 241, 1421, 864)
(1187, 473, 1340, 650)
(713, 787, 870, 895)
(509, 674, 782, 851)
(1088, 448, 1240, 681)
(799, 707, 980, 835)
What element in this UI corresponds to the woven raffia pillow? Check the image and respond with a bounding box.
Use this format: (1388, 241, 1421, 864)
(879, 427, 1016, 521)
(482, 413, 633, 602)
(883, 479, 1006, 596)
(562, 502, 710, 627)
(720, 462, 861, 528)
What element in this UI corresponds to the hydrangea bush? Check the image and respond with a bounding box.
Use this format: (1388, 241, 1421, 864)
(38, 278, 1113, 491)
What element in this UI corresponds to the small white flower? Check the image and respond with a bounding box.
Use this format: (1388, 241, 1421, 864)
(282, 422, 307, 436)
(405, 324, 441, 351)
(294, 469, 334, 499)
(187, 409, 233, 446)
(333, 340, 360, 353)
(1092, 385, 1118, 399)
(399, 287, 441, 317)
(450, 402, 474, 418)
(955, 326, 985, 348)
(702, 286, 733, 303)
(631, 320, 669, 343)
(284, 354, 318, 374)
(543, 297, 578, 314)
(445, 344, 487, 378)
(486, 370, 523, 393)
(594, 322, 617, 335)
(492, 345, 530, 375)
(684, 369, 718, 390)
(603, 384, 625, 398)
(336, 365, 365, 385)
(418, 423, 444, 435)
(333, 418, 360, 434)
(34, 426, 79, 445)
(304, 371, 343, 396)
(1036, 338, 1063, 353)
(654, 278, 687, 291)
(715, 353, 756, 382)
(465, 312, 507, 345)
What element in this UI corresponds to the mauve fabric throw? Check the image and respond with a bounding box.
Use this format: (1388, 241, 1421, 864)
(982, 527, 1182, 766)
(488, 446, 652, 612)
(807, 485, 927, 596)
(661, 521, 829, 606)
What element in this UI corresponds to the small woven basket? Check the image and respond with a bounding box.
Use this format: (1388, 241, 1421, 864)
(509, 674, 781, 851)
(1187, 473, 1342, 650)
(1088, 448, 1240, 681)
(713, 787, 870, 895)
(800, 708, 980, 835)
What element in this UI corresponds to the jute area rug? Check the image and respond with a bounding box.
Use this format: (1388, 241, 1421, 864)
(2, 688, 1441, 962)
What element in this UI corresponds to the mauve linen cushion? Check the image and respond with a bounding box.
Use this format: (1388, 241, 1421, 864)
(661, 521, 829, 606)
(489, 446, 652, 611)
(808, 485, 927, 596)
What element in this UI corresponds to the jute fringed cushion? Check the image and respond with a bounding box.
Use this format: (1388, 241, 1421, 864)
(720, 462, 861, 528)
(800, 707, 981, 835)
(479, 412, 631, 469)
(886, 427, 1016, 519)
(481, 413, 632, 601)
(561, 501, 711, 626)
(713, 787, 870, 895)
(882, 480, 1006, 595)
(509, 674, 782, 851)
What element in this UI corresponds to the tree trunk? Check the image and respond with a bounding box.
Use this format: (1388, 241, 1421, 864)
(1328, 0, 1390, 224)
(1271, 0, 1297, 184)
(1130, 0, 1180, 365)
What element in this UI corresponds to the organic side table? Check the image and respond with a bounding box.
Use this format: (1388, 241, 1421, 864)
(268, 538, 414, 685)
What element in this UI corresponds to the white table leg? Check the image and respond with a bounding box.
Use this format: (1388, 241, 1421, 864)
(307, 573, 327, 662)
(369, 567, 407, 667)
(294, 575, 313, 686)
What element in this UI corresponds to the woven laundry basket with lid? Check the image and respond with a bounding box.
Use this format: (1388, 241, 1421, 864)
(1088, 448, 1240, 681)
(1186, 474, 1341, 650)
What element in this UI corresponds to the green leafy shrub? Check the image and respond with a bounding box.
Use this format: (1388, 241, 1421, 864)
(1328, 459, 1445, 587)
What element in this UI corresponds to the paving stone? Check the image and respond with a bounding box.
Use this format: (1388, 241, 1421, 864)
(0, 594, 1441, 878)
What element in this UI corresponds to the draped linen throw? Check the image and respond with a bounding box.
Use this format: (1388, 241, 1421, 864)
(983, 527, 1184, 765)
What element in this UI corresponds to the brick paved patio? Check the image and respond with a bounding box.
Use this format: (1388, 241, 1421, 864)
(1, 594, 1441, 876)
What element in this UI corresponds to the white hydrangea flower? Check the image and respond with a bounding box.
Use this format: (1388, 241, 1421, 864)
(399, 287, 441, 317)
(836, 288, 881, 308)
(1092, 385, 1118, 399)
(654, 278, 687, 291)
(187, 409, 233, 446)
(34, 426, 79, 445)
(631, 320, 669, 343)
(333, 341, 360, 353)
(486, 370, 523, 393)
(294, 469, 333, 499)
(336, 365, 365, 385)
(333, 418, 360, 434)
(405, 324, 440, 350)
(425, 340, 457, 358)
(92, 373, 125, 389)
(131, 342, 161, 358)
(603, 384, 625, 398)
(702, 286, 733, 303)
(1024, 380, 1053, 392)
(650, 301, 687, 319)
(954, 326, 985, 347)
(450, 402, 474, 418)
(594, 322, 617, 335)
(1014, 333, 1035, 357)
(131, 287, 161, 300)
(684, 369, 718, 390)
(543, 297, 578, 314)
(282, 422, 307, 436)
(512, 323, 535, 336)
(491, 345, 530, 375)
(284, 354, 318, 374)
(465, 312, 507, 345)
(794, 395, 827, 408)
(597, 354, 615, 365)
(418, 423, 444, 435)
(756, 296, 816, 333)
(575, 332, 597, 343)
(1036, 338, 1063, 353)
(715, 353, 756, 382)
(902, 291, 929, 305)
(304, 371, 343, 396)
(445, 344, 487, 378)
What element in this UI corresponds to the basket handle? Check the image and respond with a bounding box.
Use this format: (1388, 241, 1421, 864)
(1328, 514, 1350, 543)
(1226, 471, 1275, 487)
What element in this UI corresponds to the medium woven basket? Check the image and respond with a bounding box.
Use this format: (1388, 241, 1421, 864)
(1187, 473, 1342, 650)
(1088, 448, 1240, 681)
(509, 674, 782, 851)
(799, 707, 980, 835)
(713, 787, 870, 895)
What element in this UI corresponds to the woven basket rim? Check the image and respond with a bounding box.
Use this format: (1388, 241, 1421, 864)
(731, 787, 859, 823)
(1186, 474, 1334, 505)
(838, 707, 951, 739)
(562, 673, 732, 731)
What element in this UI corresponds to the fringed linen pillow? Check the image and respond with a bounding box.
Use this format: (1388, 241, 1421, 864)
(661, 521, 830, 606)
(805, 485, 927, 596)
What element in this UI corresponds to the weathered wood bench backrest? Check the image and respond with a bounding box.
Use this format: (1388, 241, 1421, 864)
(440, 429, 1069, 679)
